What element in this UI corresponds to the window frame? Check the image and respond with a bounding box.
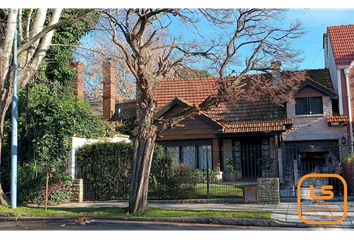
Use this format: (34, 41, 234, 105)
(295, 97, 323, 115)
(165, 145, 212, 170)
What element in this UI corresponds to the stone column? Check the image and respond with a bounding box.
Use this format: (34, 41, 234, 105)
(257, 178, 280, 203)
(71, 179, 83, 203)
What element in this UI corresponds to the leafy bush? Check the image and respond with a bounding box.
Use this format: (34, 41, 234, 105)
(76, 141, 133, 200)
(164, 163, 199, 199)
(76, 142, 199, 200)
(1, 82, 112, 205)
(194, 168, 220, 183)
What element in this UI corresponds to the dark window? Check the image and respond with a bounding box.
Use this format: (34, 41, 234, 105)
(166, 145, 212, 170)
(295, 97, 323, 115)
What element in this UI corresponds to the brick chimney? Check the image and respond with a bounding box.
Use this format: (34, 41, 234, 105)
(69, 61, 85, 99)
(102, 61, 116, 120)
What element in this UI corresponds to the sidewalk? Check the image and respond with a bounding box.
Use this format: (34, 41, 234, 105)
(50, 200, 354, 229)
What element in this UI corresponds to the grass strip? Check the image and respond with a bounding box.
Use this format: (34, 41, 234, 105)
(0, 205, 271, 219)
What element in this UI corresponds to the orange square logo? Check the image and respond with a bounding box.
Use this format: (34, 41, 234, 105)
(297, 174, 347, 225)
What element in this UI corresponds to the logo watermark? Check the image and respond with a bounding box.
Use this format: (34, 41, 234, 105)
(297, 174, 347, 225)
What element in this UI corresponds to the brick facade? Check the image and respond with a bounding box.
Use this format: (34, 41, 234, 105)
(283, 95, 347, 142)
(103, 62, 116, 120)
(69, 61, 85, 99)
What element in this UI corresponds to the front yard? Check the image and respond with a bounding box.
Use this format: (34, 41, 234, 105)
(194, 183, 243, 198)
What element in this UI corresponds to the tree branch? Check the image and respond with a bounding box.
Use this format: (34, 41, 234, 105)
(17, 9, 95, 55)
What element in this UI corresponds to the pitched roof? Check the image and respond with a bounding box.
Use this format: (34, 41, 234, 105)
(327, 24, 354, 66)
(155, 77, 220, 112)
(155, 69, 334, 134)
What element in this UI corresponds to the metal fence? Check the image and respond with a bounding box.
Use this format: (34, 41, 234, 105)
(75, 145, 270, 201)
(280, 141, 352, 199)
(75, 142, 354, 201)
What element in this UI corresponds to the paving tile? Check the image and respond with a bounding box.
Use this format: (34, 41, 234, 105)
(263, 204, 276, 208)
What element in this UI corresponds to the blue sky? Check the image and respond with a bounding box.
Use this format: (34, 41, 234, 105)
(283, 8, 354, 70)
(190, 8, 354, 71)
(161, 8, 354, 72)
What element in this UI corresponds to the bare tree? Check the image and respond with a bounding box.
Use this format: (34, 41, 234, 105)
(102, 8, 305, 213)
(0, 8, 94, 205)
(75, 32, 136, 104)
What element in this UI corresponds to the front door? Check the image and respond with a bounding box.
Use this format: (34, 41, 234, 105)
(234, 138, 264, 179)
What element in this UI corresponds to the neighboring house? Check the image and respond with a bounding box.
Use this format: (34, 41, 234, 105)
(323, 24, 354, 146)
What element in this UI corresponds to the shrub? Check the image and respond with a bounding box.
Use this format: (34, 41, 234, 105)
(76, 142, 199, 200)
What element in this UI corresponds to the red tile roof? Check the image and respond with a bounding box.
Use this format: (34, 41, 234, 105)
(327, 24, 354, 66)
(154, 69, 333, 133)
(155, 77, 220, 112)
(326, 115, 349, 123)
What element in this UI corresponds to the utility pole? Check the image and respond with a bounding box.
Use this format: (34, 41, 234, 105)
(11, 9, 18, 209)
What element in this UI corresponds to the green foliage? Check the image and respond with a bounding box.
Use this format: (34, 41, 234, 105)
(1, 82, 112, 204)
(36, 9, 99, 86)
(0, 9, 105, 204)
(226, 158, 242, 173)
(76, 142, 199, 200)
(160, 163, 199, 199)
(76, 141, 133, 200)
(257, 157, 275, 170)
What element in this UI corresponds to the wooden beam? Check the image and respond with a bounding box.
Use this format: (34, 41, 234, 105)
(212, 138, 220, 171)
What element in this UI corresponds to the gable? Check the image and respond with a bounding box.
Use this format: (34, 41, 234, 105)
(295, 86, 327, 98)
(157, 104, 218, 140)
(297, 79, 338, 99)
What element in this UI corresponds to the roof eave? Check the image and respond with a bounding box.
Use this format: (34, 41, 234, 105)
(298, 79, 338, 100)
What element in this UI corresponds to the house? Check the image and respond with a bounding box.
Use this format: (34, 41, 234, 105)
(153, 66, 348, 193)
(70, 49, 349, 198)
(323, 24, 354, 147)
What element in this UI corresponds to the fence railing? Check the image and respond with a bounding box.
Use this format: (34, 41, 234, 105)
(75, 143, 354, 201)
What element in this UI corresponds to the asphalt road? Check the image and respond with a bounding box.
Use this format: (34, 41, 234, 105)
(0, 219, 352, 231)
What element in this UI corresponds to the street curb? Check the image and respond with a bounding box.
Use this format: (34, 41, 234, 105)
(0, 216, 309, 228)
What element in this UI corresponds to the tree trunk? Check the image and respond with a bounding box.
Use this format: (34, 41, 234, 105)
(128, 105, 157, 213)
(0, 96, 13, 206)
(0, 88, 13, 206)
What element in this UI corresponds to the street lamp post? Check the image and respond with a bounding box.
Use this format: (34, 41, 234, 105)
(11, 9, 18, 209)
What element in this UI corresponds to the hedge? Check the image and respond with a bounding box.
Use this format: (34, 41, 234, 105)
(76, 142, 199, 200)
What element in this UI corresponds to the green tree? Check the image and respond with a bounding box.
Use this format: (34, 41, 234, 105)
(0, 9, 107, 205)
(2, 82, 111, 204)
(0, 8, 96, 205)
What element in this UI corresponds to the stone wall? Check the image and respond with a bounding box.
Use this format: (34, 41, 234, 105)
(257, 178, 280, 203)
(71, 179, 83, 203)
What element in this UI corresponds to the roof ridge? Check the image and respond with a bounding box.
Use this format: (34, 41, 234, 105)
(328, 24, 354, 28)
(160, 69, 329, 81)
(160, 76, 222, 81)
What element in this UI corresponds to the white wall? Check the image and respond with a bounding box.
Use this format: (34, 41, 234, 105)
(66, 135, 131, 178)
(324, 34, 339, 92)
